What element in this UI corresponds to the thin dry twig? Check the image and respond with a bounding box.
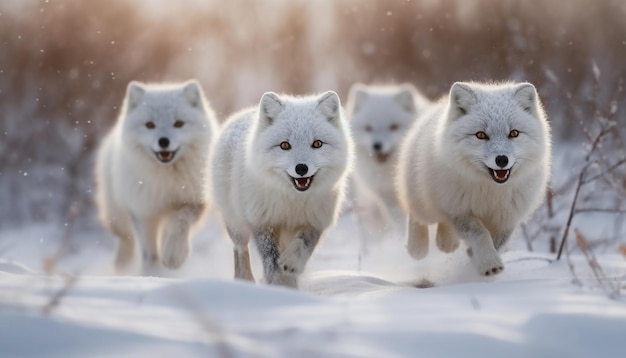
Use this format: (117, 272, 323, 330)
(556, 162, 589, 261)
(520, 223, 534, 252)
(581, 157, 626, 185)
(575, 229, 621, 299)
(173, 287, 235, 358)
(41, 273, 80, 316)
(555, 72, 625, 261)
(506, 256, 554, 264)
(43, 203, 80, 274)
(574, 208, 626, 214)
(564, 247, 582, 287)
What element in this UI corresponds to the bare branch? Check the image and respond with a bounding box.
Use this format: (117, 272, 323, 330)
(173, 288, 235, 358)
(575, 229, 621, 299)
(42, 274, 80, 316)
(520, 223, 534, 252)
(506, 256, 553, 264)
(582, 157, 626, 185)
(564, 238, 582, 287)
(574, 208, 626, 214)
(556, 100, 625, 261)
(43, 203, 80, 274)
(556, 169, 585, 261)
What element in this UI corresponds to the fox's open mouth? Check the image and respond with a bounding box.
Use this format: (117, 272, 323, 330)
(290, 175, 314, 192)
(154, 150, 177, 163)
(488, 168, 511, 184)
(375, 152, 391, 163)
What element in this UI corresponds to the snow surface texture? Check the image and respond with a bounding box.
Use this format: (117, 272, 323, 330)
(1, 211, 625, 358)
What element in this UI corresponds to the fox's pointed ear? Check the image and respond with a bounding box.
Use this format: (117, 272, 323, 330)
(259, 92, 284, 125)
(183, 80, 203, 108)
(317, 91, 341, 122)
(448, 82, 476, 119)
(126, 81, 145, 111)
(395, 84, 418, 114)
(514, 83, 538, 114)
(348, 84, 368, 114)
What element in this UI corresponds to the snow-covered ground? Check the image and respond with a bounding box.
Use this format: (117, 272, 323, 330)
(1, 212, 625, 358)
(4, 137, 622, 358)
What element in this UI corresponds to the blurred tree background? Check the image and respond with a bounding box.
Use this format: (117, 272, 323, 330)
(0, 0, 625, 236)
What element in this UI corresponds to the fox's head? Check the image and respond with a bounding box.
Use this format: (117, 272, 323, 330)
(348, 84, 427, 164)
(442, 82, 550, 184)
(248, 91, 352, 193)
(120, 80, 214, 165)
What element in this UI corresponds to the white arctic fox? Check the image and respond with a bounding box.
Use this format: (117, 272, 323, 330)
(396, 81, 551, 276)
(95, 80, 218, 275)
(212, 91, 353, 288)
(347, 83, 429, 240)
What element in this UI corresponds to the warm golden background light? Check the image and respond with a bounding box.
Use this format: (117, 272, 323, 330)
(1, 0, 624, 230)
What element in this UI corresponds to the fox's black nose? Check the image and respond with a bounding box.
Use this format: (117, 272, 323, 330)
(373, 142, 382, 152)
(158, 137, 170, 149)
(495, 155, 509, 168)
(295, 163, 308, 176)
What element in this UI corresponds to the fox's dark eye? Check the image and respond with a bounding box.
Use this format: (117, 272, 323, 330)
(145, 122, 155, 129)
(311, 140, 323, 149)
(389, 123, 399, 131)
(365, 125, 373, 132)
(174, 120, 184, 128)
(475, 131, 489, 140)
(280, 141, 291, 150)
(509, 129, 519, 138)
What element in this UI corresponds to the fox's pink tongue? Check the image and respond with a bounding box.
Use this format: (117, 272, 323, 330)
(296, 178, 309, 187)
(159, 151, 171, 160)
(376, 152, 390, 163)
(495, 170, 508, 179)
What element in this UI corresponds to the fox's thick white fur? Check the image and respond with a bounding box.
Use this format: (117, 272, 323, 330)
(95, 80, 218, 275)
(347, 83, 430, 243)
(212, 91, 353, 288)
(396, 81, 551, 276)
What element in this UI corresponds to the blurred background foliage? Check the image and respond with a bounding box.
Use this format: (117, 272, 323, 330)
(0, 0, 625, 230)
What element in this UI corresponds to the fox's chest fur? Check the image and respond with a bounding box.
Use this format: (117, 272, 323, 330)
(241, 180, 340, 232)
(354, 147, 399, 205)
(112, 141, 207, 216)
(437, 167, 544, 233)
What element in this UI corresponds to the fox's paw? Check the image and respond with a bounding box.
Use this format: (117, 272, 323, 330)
(406, 240, 428, 260)
(141, 264, 169, 277)
(270, 272, 298, 288)
(114, 240, 135, 273)
(277, 239, 307, 276)
(406, 233, 429, 260)
(470, 247, 504, 276)
(141, 252, 168, 277)
(435, 224, 460, 253)
(436, 236, 460, 253)
(161, 235, 190, 269)
(406, 220, 429, 260)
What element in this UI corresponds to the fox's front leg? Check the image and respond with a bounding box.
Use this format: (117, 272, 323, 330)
(110, 220, 135, 274)
(276, 228, 321, 288)
(253, 228, 282, 285)
(406, 216, 429, 260)
(492, 229, 513, 252)
(435, 222, 460, 253)
(453, 215, 504, 276)
(228, 227, 255, 282)
(161, 203, 205, 269)
(131, 214, 161, 276)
